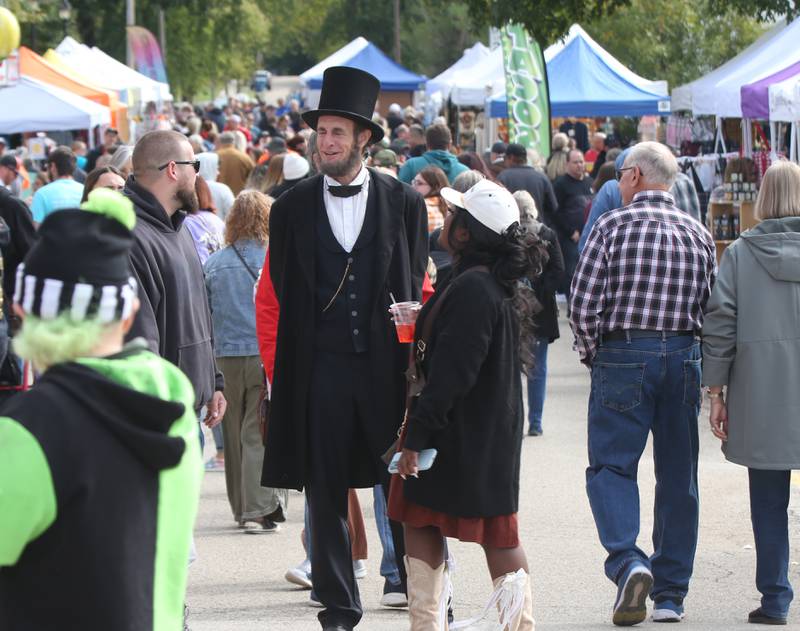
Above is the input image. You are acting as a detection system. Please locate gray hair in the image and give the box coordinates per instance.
[187,134,205,155]
[218,131,236,146]
[108,144,133,172]
[451,169,486,193]
[512,190,538,222]
[755,159,800,220]
[623,141,678,188]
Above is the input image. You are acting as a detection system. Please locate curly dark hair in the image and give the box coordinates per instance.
[446,209,548,372]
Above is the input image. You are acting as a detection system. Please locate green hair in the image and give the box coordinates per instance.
[13,314,116,371]
[80,188,136,230]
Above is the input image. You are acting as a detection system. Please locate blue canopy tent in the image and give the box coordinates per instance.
[301,37,426,111]
[487,27,670,118]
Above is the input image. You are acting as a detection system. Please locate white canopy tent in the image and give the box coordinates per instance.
[671,19,800,116]
[0,76,110,134]
[769,75,800,122]
[426,42,491,102]
[55,37,171,106]
[449,47,504,107]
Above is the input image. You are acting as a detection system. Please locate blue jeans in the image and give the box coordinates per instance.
[373,485,401,586]
[749,468,794,617]
[526,337,549,433]
[586,335,701,603]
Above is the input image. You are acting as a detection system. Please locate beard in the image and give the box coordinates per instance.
[176,185,199,213]
[319,142,364,179]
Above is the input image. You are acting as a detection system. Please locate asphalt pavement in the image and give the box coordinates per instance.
[188,317,800,630]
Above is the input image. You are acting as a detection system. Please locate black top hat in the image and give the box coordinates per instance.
[302,67,385,144]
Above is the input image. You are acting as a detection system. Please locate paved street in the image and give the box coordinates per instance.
[188,318,800,630]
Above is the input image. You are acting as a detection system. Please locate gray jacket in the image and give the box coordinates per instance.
[702,216,800,469]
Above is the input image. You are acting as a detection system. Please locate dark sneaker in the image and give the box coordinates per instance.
[748,607,787,625]
[528,428,543,436]
[612,562,653,626]
[266,505,286,523]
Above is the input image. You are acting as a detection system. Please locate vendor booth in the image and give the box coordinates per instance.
[18,46,129,140]
[484,25,670,118]
[301,37,426,114]
[55,36,171,109]
[672,18,800,117]
[0,75,110,134]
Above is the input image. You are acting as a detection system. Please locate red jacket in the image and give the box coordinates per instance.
[256,248,435,383]
[255,249,280,382]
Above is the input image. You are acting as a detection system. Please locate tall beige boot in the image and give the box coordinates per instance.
[494,570,535,631]
[405,555,450,631]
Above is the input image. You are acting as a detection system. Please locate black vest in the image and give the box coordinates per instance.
[313,183,378,354]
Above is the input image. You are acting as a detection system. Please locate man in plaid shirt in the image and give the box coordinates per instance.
[569,142,716,626]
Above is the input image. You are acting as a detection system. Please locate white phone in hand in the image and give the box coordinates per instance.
[387,448,438,474]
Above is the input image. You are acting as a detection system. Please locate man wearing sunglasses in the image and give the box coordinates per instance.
[124,129,227,441]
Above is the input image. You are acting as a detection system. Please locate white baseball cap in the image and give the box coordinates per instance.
[440,179,519,235]
[283,153,310,181]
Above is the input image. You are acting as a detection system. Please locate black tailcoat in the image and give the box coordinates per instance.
[262,168,428,490]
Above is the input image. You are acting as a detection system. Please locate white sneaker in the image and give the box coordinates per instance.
[652,607,684,622]
[380,579,408,608]
[353,559,367,579]
[285,559,312,589]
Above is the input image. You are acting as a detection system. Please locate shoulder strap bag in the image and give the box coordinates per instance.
[381,265,490,464]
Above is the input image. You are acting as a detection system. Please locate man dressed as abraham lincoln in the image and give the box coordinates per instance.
[262,66,428,630]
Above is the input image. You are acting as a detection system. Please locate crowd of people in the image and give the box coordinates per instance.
[0,62,798,631]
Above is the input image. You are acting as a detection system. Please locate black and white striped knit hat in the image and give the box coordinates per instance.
[14,189,138,323]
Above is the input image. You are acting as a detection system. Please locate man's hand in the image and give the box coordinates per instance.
[709,399,728,441]
[571,230,580,243]
[204,391,227,428]
[396,448,419,479]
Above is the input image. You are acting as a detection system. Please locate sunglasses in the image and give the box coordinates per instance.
[616,166,635,181]
[157,160,200,173]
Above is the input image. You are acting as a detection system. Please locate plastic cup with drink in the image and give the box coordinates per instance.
[389,300,421,343]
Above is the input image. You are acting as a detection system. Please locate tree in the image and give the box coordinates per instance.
[458,0,796,49]
[585,0,768,90]
[457,0,631,44]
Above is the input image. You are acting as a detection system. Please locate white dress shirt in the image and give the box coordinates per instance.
[323,165,370,253]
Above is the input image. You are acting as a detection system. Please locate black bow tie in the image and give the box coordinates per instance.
[328,184,362,198]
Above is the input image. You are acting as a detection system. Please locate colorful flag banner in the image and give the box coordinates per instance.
[500,23,551,160]
[127,26,168,84]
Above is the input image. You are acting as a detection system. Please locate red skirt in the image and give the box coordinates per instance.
[387,473,519,549]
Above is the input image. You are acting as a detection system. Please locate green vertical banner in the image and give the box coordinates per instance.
[501,23,551,160]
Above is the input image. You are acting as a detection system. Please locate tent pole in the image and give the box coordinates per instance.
[714,116,727,154]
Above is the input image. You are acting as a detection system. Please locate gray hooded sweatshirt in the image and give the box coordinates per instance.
[702,216,800,469]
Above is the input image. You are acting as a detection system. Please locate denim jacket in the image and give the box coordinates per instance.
[204,239,267,357]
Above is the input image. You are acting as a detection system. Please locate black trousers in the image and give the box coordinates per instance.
[306,351,407,629]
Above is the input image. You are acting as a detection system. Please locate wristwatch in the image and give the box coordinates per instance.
[706,388,724,400]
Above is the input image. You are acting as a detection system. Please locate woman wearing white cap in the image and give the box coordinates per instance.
[388,179,545,630]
